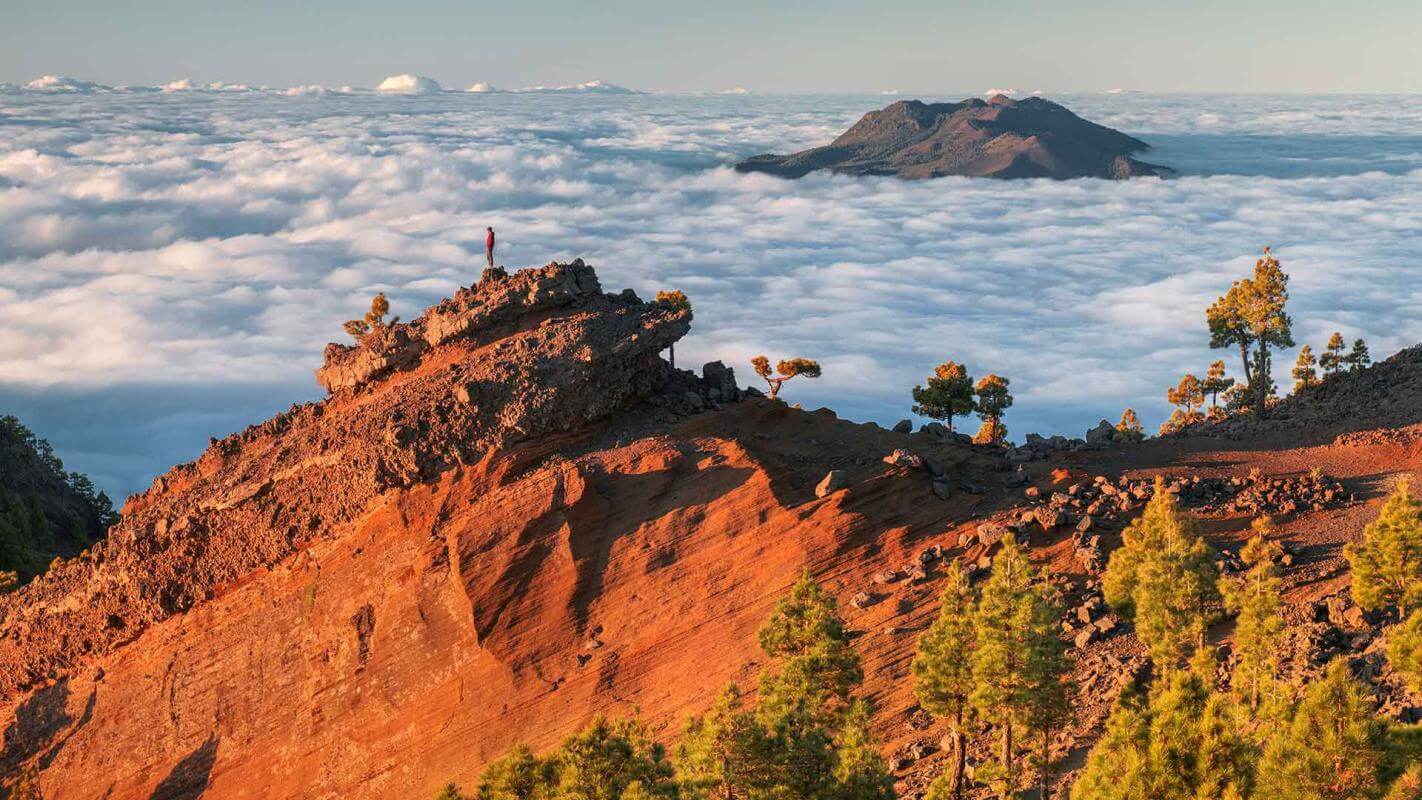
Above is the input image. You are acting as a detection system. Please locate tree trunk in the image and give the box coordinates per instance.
[1237,342,1254,413]
[767,377,786,398]
[1256,340,1270,418]
[952,712,966,800]
[1002,720,1014,799]
[1039,727,1050,800]
[669,342,675,369]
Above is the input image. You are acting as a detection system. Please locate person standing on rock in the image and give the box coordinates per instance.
[486,226,496,268]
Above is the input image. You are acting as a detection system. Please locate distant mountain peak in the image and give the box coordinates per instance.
[736,95,1172,180]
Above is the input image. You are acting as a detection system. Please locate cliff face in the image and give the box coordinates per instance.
[736,95,1171,180]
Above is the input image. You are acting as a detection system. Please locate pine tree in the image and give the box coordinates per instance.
[756,572,861,722]
[1067,683,1154,800]
[751,356,821,400]
[1321,332,1347,376]
[1255,658,1388,800]
[1158,408,1189,437]
[1207,248,1294,417]
[1385,764,1422,800]
[972,375,1013,446]
[344,292,396,340]
[552,718,677,800]
[1220,523,1285,714]
[1162,375,1205,434]
[1346,482,1422,614]
[476,743,548,800]
[1070,654,1254,800]
[1116,408,1144,442]
[1292,345,1318,393]
[1166,374,1205,420]
[677,685,775,800]
[832,700,895,800]
[1202,360,1236,411]
[1347,338,1372,372]
[1388,609,1422,694]
[912,361,975,433]
[973,418,1007,446]
[913,572,978,800]
[969,537,1069,799]
[1103,479,1221,667]
[758,573,890,799]
[437,782,469,800]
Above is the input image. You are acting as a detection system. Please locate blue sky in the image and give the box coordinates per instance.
[4,0,1420,93]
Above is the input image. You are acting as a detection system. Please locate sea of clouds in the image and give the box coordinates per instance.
[2,85,1420,498]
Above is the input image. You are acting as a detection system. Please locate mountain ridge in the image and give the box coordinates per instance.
[2,260,1419,799]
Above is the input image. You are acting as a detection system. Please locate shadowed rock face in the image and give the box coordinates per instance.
[736,95,1171,180]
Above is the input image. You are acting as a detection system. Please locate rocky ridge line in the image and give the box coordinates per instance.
[0,260,722,701]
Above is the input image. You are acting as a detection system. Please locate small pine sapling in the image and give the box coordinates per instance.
[343,292,398,341]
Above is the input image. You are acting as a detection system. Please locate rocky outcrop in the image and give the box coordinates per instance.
[0,260,695,704]
[736,95,1171,181]
[1176,344,1422,442]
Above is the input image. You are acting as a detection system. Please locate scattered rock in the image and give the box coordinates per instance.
[884,449,925,470]
[816,470,850,498]
[1086,420,1116,446]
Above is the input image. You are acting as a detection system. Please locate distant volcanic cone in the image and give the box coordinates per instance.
[736,94,1172,180]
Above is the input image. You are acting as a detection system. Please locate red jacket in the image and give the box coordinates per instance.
[486,230,495,249]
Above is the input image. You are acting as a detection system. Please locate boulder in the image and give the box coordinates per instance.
[1033,507,1065,530]
[816,470,850,498]
[893,419,913,433]
[872,569,902,584]
[977,522,1009,547]
[1086,420,1115,446]
[701,361,739,403]
[883,449,925,470]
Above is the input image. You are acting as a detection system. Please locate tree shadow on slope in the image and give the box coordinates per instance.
[568,456,757,633]
[148,733,219,800]
[0,677,97,776]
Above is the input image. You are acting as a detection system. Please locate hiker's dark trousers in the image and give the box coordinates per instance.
[486,246,494,267]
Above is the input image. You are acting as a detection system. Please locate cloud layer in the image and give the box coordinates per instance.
[1,90,1419,497]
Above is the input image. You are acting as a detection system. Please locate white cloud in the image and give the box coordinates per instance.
[24,75,111,92]
[467,81,498,93]
[0,90,1419,497]
[375,74,442,95]
[511,80,639,94]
